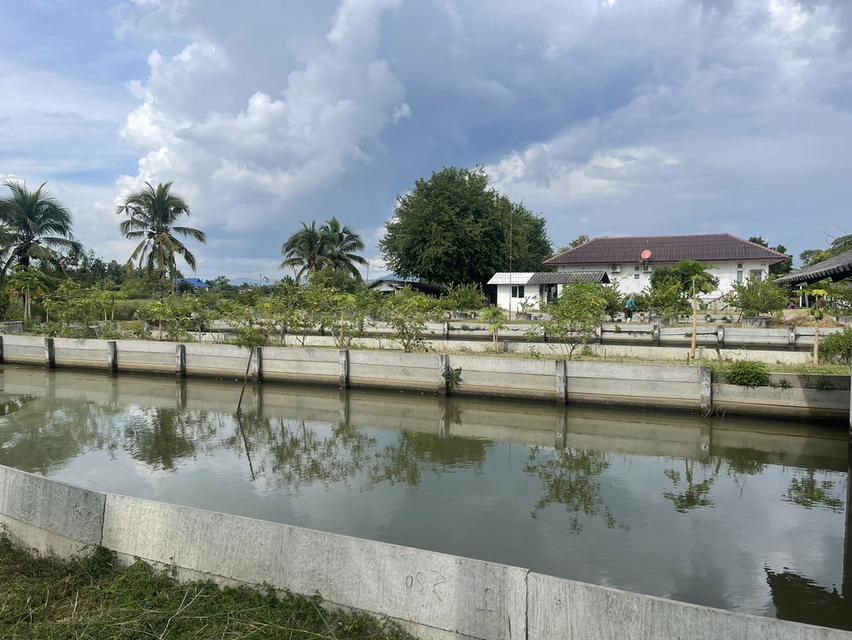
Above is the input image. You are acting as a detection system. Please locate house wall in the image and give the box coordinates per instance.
[558,261,770,296]
[495,282,543,312]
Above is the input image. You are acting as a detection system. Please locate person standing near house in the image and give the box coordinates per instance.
[625,294,637,323]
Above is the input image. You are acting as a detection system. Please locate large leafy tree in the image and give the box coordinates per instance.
[748,236,793,275]
[281,218,367,282]
[380,166,552,284]
[0,179,80,273]
[116,182,206,297]
[799,234,852,267]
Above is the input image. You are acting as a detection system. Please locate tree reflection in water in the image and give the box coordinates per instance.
[524,446,626,532]
[125,407,218,471]
[663,460,715,513]
[0,395,122,474]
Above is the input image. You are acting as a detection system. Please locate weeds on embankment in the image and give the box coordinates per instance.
[0,537,414,640]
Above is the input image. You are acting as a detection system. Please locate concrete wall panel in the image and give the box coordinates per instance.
[527,572,851,640]
[185,343,251,377]
[53,337,110,369]
[102,494,527,640]
[0,465,104,553]
[349,350,439,391]
[262,346,338,384]
[2,334,46,364]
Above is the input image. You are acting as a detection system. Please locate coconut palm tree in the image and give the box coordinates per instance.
[320,217,368,280]
[280,218,367,283]
[280,221,329,283]
[116,182,206,297]
[0,180,80,274]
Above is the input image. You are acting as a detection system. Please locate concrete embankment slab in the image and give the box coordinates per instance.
[527,572,852,640]
[0,465,104,555]
[102,494,527,640]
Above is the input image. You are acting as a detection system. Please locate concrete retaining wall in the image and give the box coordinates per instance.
[564,361,702,409]
[262,346,339,384]
[0,464,848,640]
[527,572,848,640]
[714,384,850,419]
[0,336,848,420]
[349,349,442,392]
[2,334,45,365]
[185,342,252,378]
[53,337,112,370]
[0,465,104,556]
[451,355,555,400]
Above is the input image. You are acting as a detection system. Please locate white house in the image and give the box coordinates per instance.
[543,233,788,298]
[487,270,610,312]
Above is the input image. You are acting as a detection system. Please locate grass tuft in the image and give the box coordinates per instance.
[0,536,414,639]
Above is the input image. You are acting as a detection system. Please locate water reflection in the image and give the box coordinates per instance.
[0,364,849,630]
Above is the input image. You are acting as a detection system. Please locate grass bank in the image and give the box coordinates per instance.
[0,537,413,640]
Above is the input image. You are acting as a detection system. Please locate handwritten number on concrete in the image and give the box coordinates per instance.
[404,571,447,602]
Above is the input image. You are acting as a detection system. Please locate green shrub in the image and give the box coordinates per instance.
[814,378,835,391]
[726,360,770,387]
[820,328,851,365]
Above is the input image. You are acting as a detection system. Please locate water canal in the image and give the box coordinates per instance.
[0,364,849,631]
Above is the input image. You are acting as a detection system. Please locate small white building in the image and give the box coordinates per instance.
[487,270,610,312]
[543,233,788,298]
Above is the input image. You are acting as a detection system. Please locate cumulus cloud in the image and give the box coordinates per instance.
[117,0,409,241]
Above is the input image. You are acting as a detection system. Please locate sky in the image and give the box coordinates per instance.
[1,0,851,281]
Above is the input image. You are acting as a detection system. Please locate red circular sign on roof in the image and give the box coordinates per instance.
[641,249,652,261]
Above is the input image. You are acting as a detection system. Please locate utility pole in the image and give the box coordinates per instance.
[508,209,513,320]
[690,276,698,363]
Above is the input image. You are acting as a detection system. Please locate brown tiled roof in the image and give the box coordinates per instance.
[544,234,788,267]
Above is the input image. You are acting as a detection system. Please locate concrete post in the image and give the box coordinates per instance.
[699,366,712,414]
[717,325,725,348]
[175,344,186,377]
[44,337,55,369]
[555,360,568,405]
[594,325,603,343]
[652,324,660,344]
[438,353,450,395]
[0,335,4,364]
[788,325,797,350]
[338,349,350,389]
[443,322,450,340]
[107,340,118,373]
[251,346,263,382]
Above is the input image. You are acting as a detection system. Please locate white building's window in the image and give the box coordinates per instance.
[643,264,652,272]
[511,285,525,298]
[749,270,763,281]
[634,265,641,271]
[634,273,640,280]
[736,270,743,283]
[737,263,743,269]
[610,264,621,273]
